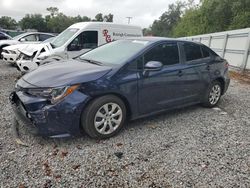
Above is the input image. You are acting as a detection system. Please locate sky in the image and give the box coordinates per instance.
[0,0,177,28]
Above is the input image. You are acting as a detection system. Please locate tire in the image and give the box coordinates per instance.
[81,95,126,139]
[202,80,222,107]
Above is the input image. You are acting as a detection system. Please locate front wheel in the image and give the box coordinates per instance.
[81,95,126,139]
[203,81,222,107]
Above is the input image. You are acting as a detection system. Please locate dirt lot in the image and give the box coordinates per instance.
[0,61,250,187]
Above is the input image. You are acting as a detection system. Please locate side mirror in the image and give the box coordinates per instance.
[20,38,26,42]
[144,61,163,71]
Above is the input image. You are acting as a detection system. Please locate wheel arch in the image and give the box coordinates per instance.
[79,92,132,132]
[89,92,132,119]
[213,77,225,94]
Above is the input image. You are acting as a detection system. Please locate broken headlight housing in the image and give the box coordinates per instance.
[26,85,79,104]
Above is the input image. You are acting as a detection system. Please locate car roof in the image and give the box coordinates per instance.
[69,22,142,30]
[127,36,203,45]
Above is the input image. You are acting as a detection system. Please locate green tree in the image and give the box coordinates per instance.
[143,28,152,36]
[173,0,250,37]
[46,13,74,33]
[19,14,47,31]
[0,16,17,29]
[104,14,114,22]
[229,0,250,29]
[46,7,59,17]
[72,15,91,22]
[94,13,104,21]
[150,1,185,37]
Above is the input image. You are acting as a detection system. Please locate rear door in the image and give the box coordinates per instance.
[180,42,212,101]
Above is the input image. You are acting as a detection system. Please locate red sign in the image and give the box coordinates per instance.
[103,29,112,43]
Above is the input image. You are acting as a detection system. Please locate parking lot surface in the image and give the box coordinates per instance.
[0,60,250,187]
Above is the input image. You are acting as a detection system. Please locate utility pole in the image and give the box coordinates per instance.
[126,17,132,24]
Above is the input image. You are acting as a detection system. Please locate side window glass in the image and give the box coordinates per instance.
[184,43,202,61]
[68,31,98,51]
[128,56,143,70]
[21,34,37,42]
[144,43,179,66]
[201,46,210,58]
[39,34,52,41]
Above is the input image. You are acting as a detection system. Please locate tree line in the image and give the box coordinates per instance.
[0,7,113,33]
[144,0,250,37]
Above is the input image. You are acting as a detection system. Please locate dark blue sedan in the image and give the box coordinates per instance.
[10,37,230,139]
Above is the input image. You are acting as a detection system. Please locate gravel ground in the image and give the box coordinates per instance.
[0,60,250,188]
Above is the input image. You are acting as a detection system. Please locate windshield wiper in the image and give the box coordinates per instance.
[80,58,103,66]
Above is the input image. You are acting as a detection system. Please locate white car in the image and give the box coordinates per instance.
[0,32,55,62]
[13,22,143,73]
[16,41,53,72]
[2,37,55,67]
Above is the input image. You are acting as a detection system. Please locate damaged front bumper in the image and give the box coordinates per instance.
[9,90,89,138]
[10,92,39,135]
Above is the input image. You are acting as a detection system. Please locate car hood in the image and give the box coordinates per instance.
[19,43,50,56]
[21,59,112,88]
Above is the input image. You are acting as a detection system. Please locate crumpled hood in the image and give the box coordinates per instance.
[19,43,51,56]
[21,59,112,87]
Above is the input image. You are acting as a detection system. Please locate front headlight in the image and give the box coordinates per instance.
[26,85,79,104]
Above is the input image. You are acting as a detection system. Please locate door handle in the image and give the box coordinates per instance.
[206,65,210,70]
[178,70,183,77]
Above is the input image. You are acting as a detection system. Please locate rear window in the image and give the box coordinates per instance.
[184,43,202,61]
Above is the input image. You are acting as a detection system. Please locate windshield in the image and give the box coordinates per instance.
[79,40,150,65]
[50,28,79,48]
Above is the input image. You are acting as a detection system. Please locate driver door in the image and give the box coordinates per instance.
[138,42,187,115]
[67,31,98,58]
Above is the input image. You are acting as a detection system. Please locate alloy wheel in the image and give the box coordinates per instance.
[94,103,123,135]
[209,84,221,105]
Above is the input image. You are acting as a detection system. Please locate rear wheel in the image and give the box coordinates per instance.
[203,81,222,107]
[81,95,126,139]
